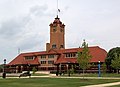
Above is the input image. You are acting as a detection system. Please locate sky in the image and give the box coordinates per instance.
[0,0,120,64]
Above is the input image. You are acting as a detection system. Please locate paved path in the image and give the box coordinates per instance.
[52,76,120,79]
[81,82,120,87]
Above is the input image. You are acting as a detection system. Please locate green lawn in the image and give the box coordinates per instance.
[111,85,120,87]
[0,78,120,87]
[61,73,120,77]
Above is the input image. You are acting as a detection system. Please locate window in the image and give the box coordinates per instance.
[41,55,46,59]
[66,54,70,57]
[53,27,56,32]
[60,45,64,48]
[25,56,34,60]
[48,67,54,70]
[48,55,54,58]
[41,61,46,64]
[52,44,56,49]
[48,61,54,64]
[53,26,56,32]
[65,53,77,58]
[40,67,46,70]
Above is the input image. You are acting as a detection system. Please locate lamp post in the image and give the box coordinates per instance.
[59,63,62,76]
[3,59,6,79]
[56,64,59,76]
[67,62,70,77]
[98,60,101,77]
[28,64,30,73]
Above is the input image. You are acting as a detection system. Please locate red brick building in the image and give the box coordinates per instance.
[8,16,107,73]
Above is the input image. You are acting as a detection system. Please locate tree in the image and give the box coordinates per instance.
[0,64,3,72]
[105,47,120,72]
[101,63,107,73]
[70,65,74,74]
[32,67,37,74]
[77,40,92,77]
[111,53,120,74]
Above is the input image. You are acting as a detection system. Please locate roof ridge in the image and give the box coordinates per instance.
[21,51,47,54]
[64,46,100,50]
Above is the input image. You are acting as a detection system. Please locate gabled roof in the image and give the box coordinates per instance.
[8,53,40,65]
[8,49,60,66]
[8,46,107,66]
[55,46,107,64]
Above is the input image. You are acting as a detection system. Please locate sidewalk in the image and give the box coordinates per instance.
[53,76,120,80]
[1,73,120,79]
[81,82,120,87]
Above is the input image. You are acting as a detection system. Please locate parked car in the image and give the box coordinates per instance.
[19,71,31,78]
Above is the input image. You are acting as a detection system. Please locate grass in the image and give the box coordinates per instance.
[0,78,120,87]
[61,73,120,77]
[111,85,120,87]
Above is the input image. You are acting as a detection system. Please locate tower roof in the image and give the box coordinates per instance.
[53,15,62,24]
[49,15,65,27]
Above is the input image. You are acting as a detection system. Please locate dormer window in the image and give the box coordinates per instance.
[65,53,77,58]
[25,56,34,60]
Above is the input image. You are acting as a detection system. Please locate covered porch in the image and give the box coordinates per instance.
[6,64,39,73]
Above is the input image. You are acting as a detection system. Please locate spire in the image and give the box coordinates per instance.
[55,15,59,19]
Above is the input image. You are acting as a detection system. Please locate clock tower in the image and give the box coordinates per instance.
[46,16,65,51]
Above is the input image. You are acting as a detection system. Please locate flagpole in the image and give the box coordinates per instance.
[57,0,58,16]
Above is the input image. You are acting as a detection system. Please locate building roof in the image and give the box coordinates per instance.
[8,50,61,66]
[8,53,40,66]
[55,46,107,64]
[8,46,107,66]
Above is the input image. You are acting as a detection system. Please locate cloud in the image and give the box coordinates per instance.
[0,17,28,39]
[1,0,120,64]
[0,4,53,63]
[30,5,48,16]
[0,4,50,44]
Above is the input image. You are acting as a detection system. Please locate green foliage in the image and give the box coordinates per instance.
[0,64,3,72]
[77,40,92,75]
[102,63,107,73]
[32,67,37,74]
[111,53,120,73]
[70,65,74,74]
[105,47,120,65]
[0,64,3,69]
[105,47,120,72]
[91,63,96,67]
